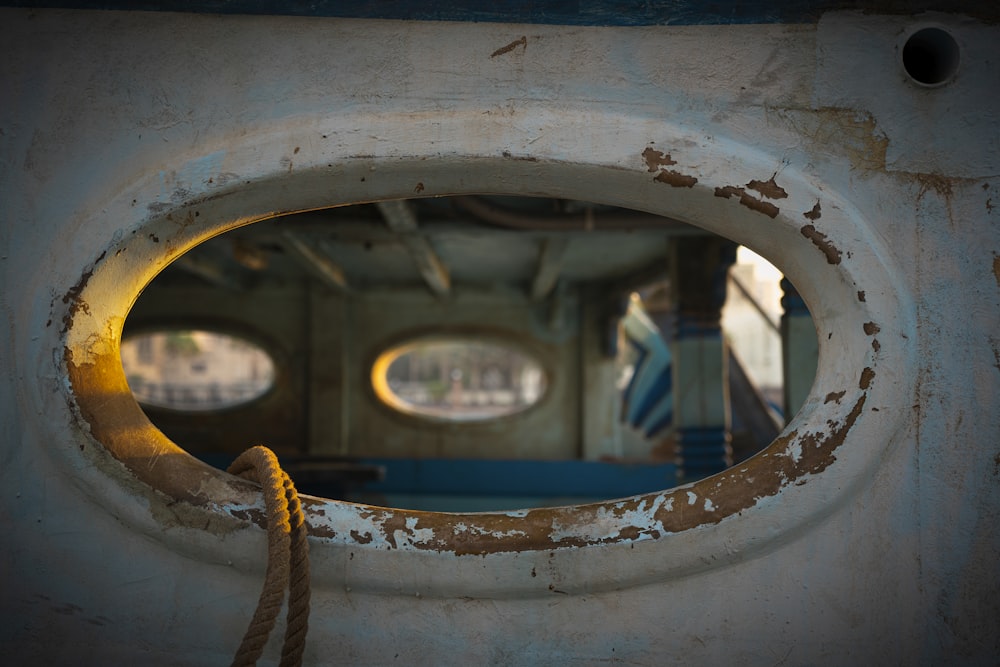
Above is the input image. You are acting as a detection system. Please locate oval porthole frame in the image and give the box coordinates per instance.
[120,325,280,414]
[56,112,915,599]
[369,328,553,426]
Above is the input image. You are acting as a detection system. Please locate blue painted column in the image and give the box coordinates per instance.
[780,279,818,420]
[670,237,737,480]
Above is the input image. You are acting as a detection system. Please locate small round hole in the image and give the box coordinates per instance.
[902,27,960,86]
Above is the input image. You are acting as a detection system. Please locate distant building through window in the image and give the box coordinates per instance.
[373,338,547,422]
[121,330,275,411]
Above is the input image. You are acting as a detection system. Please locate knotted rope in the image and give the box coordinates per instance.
[228,446,311,667]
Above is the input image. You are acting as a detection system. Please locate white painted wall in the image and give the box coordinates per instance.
[1,9,997,665]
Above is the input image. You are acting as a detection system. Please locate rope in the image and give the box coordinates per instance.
[228,446,311,667]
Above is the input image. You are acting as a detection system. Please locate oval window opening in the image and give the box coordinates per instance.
[119,195,815,511]
[373,338,547,422]
[121,330,276,411]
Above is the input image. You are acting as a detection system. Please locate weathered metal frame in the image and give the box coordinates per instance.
[7,8,997,663]
[60,132,913,598]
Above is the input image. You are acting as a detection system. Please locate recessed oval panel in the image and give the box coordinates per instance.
[372,337,547,422]
[121,330,276,411]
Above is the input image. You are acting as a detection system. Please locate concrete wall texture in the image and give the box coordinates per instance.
[1,7,998,665]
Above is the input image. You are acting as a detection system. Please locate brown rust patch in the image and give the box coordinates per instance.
[350,529,374,544]
[654,170,698,188]
[857,290,866,302]
[800,224,842,264]
[307,523,336,539]
[413,182,424,194]
[714,185,779,218]
[746,176,787,199]
[645,398,867,533]
[860,367,875,390]
[772,107,888,172]
[642,147,677,172]
[59,251,105,333]
[872,339,881,353]
[231,508,267,525]
[490,36,527,58]
[824,391,846,404]
[863,322,881,335]
[993,254,1000,288]
[803,202,822,221]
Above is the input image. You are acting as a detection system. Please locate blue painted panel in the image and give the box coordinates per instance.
[359,458,676,498]
[7,1,998,25]
[196,453,676,503]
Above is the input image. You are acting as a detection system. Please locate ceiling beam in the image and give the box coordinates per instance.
[282,231,350,292]
[376,200,451,297]
[172,253,247,291]
[531,237,571,301]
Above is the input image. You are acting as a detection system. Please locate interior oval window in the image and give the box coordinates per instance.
[121,330,276,411]
[372,338,547,422]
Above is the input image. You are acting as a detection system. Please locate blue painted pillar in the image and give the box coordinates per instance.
[670,237,737,480]
[780,279,818,420]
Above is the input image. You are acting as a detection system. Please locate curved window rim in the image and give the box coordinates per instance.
[370,331,553,426]
[59,149,913,597]
[120,324,281,415]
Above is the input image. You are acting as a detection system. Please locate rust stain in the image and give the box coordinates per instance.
[857,290,866,302]
[860,367,875,390]
[774,107,888,172]
[803,201,822,221]
[915,173,955,202]
[800,224,842,264]
[231,508,267,525]
[414,182,424,194]
[993,254,1000,288]
[490,36,527,58]
[307,523,336,538]
[59,250,104,333]
[642,147,677,172]
[863,322,881,335]
[350,529,374,544]
[714,185,778,218]
[824,391,846,404]
[746,176,787,199]
[654,170,698,188]
[872,339,881,353]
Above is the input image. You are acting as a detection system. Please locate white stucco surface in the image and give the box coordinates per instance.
[1,8,997,664]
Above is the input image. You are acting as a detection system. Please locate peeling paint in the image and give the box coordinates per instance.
[860,367,875,390]
[804,201,822,221]
[746,176,787,199]
[66,323,872,554]
[800,224,842,264]
[714,185,779,218]
[655,170,698,188]
[824,391,846,404]
[641,147,677,172]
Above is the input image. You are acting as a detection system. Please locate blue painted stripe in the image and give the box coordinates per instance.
[7,1,996,25]
[196,454,676,499]
[632,363,672,426]
[358,458,677,497]
[621,337,648,411]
